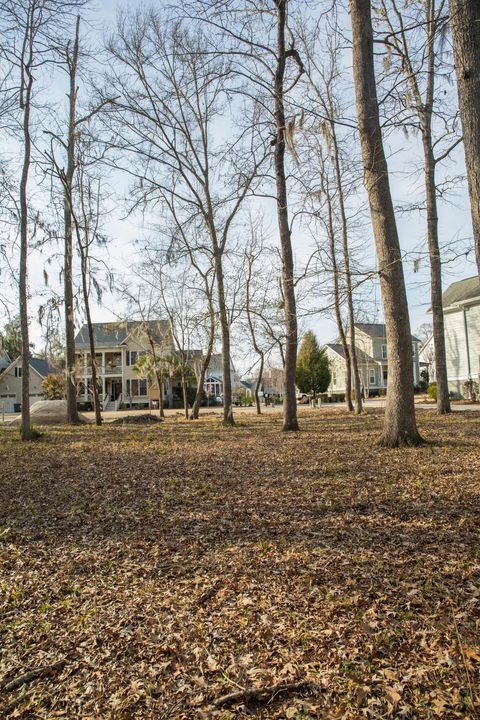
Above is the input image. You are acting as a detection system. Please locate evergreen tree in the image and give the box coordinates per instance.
[0,316,23,360]
[296,331,331,398]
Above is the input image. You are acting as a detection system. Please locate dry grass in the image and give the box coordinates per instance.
[1,409,479,718]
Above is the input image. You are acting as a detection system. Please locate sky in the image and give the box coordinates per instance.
[1,0,476,375]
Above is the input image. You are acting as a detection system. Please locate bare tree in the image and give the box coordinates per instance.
[449,0,480,272]
[104,13,265,426]
[0,0,86,439]
[349,0,423,446]
[378,0,454,414]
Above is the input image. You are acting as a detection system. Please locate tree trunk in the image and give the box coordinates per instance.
[449,0,480,272]
[64,15,81,425]
[274,0,299,432]
[421,22,451,416]
[423,136,450,413]
[81,256,102,426]
[191,281,215,420]
[181,366,189,419]
[213,249,234,426]
[323,166,354,412]
[154,367,165,418]
[349,0,422,446]
[330,123,363,413]
[19,34,33,442]
[254,354,264,415]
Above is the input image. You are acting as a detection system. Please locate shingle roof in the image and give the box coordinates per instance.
[74,321,171,349]
[354,322,420,343]
[29,358,59,377]
[442,275,480,308]
[325,343,377,364]
[355,322,387,338]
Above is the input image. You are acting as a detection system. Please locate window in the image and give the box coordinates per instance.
[381,344,387,359]
[369,370,376,385]
[383,369,388,383]
[126,379,148,396]
[15,367,22,377]
[126,351,138,366]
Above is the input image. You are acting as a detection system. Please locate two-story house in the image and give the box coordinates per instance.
[324,322,421,397]
[74,321,236,410]
[437,275,480,396]
[0,357,59,413]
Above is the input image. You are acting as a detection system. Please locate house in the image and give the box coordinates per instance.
[440,275,480,396]
[0,356,59,413]
[325,323,421,397]
[74,321,237,410]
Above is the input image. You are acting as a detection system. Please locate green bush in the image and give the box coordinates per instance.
[17,424,44,440]
[427,383,437,401]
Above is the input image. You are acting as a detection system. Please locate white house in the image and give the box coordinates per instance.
[74,321,237,410]
[440,275,480,396]
[325,322,421,396]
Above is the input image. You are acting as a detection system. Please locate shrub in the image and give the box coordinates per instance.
[41,373,66,400]
[17,424,44,440]
[427,383,437,401]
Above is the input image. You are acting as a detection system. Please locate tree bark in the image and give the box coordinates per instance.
[349,0,422,446]
[329,123,363,413]
[19,10,34,441]
[213,247,234,425]
[64,15,81,425]
[449,0,480,272]
[322,166,353,411]
[421,14,451,417]
[274,0,299,432]
[83,279,102,426]
[191,289,215,420]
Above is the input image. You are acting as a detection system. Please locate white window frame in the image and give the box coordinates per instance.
[381,344,387,359]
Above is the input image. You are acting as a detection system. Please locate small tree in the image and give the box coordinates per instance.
[296,331,330,399]
[41,373,66,400]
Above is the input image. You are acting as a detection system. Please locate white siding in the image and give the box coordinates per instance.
[445,309,469,380]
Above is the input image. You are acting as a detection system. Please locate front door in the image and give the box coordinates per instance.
[111,380,122,400]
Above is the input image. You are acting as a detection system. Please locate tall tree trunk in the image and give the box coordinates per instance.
[254,354,264,415]
[423,136,450,413]
[64,15,81,425]
[274,0,299,432]
[349,0,422,446]
[329,124,363,413]
[154,367,164,418]
[421,4,451,414]
[213,248,234,425]
[181,363,189,419]
[19,21,34,442]
[449,0,480,272]
[191,276,215,420]
[323,167,353,411]
[81,255,102,426]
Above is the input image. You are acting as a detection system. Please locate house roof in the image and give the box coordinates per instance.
[74,321,171,349]
[354,322,420,343]
[325,343,377,364]
[354,322,387,338]
[30,358,59,377]
[2,356,59,378]
[442,275,480,308]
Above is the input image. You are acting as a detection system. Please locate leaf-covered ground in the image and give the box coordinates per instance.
[1,410,479,719]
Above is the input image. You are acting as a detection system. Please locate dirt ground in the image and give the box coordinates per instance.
[1,409,479,719]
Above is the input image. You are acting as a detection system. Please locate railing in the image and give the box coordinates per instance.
[104,365,123,375]
[114,393,123,411]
